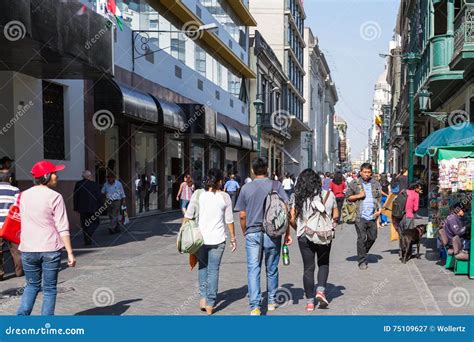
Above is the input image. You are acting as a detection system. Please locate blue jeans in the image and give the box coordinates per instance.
[380,196,389,224]
[17,251,62,316]
[245,232,282,310]
[197,243,225,307]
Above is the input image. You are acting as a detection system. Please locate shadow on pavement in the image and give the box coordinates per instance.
[214,285,247,313]
[75,299,142,316]
[345,254,383,263]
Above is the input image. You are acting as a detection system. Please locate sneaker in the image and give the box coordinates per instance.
[267,303,277,311]
[359,263,368,270]
[250,308,261,316]
[305,302,315,312]
[316,291,329,307]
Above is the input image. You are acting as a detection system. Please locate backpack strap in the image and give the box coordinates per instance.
[323,190,331,205]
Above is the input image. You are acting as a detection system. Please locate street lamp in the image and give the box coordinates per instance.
[418,88,454,122]
[395,122,403,136]
[253,99,264,157]
[403,52,421,183]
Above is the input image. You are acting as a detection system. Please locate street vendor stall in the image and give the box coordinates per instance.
[415,123,474,279]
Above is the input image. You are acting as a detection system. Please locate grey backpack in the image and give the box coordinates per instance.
[263,181,289,238]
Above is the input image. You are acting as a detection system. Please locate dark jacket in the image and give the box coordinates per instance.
[346,177,382,222]
[444,213,466,244]
[73,179,102,213]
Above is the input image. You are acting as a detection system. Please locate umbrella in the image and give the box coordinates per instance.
[415,123,474,157]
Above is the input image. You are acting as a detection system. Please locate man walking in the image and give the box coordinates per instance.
[73,170,102,245]
[346,163,382,270]
[0,169,23,280]
[101,173,126,234]
[235,158,290,315]
[224,174,240,210]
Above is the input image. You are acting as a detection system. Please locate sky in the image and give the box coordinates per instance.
[303,0,400,158]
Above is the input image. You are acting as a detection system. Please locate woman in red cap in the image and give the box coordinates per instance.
[17,161,76,316]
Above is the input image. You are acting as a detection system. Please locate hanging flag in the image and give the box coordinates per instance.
[375,115,383,126]
[105,0,123,31]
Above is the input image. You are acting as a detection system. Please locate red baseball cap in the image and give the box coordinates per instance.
[31,161,65,178]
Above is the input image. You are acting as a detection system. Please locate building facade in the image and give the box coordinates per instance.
[0,0,257,229]
[388,0,474,179]
[249,0,309,176]
[249,30,290,177]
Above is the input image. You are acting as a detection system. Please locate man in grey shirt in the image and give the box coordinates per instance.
[235,157,290,315]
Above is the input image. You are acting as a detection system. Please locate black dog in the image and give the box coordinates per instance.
[401,224,427,264]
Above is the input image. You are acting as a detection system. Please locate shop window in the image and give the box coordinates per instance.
[434,2,447,35]
[42,81,65,160]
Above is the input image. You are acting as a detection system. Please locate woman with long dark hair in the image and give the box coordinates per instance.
[330,172,346,224]
[184,168,236,315]
[289,169,339,312]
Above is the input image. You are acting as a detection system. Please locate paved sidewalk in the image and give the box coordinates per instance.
[0,212,472,315]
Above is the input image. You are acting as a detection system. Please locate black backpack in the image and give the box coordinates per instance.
[392,191,408,219]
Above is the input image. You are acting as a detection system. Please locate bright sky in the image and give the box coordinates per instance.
[304,0,400,158]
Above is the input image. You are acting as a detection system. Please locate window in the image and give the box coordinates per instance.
[434,2,447,35]
[42,81,65,160]
[171,33,185,62]
[175,65,182,78]
[195,45,206,77]
[149,19,158,29]
[197,79,203,90]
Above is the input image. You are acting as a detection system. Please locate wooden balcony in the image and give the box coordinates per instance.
[450,3,474,70]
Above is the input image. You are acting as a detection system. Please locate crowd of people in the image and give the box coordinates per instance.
[0,154,470,316]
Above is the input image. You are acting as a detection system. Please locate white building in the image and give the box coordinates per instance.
[249,0,309,176]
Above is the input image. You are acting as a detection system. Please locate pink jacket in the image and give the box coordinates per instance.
[19,186,70,252]
[405,189,419,219]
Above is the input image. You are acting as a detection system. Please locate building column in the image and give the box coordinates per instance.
[118,121,133,216]
[157,129,166,211]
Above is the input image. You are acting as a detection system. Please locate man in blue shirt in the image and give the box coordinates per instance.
[101,173,126,234]
[346,163,382,270]
[224,174,240,210]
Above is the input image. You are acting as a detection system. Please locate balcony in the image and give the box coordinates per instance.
[450,3,474,70]
[261,113,291,140]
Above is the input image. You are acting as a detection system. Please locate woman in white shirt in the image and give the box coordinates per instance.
[185,168,236,315]
[282,173,295,198]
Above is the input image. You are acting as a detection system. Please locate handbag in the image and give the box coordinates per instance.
[176,189,204,255]
[0,193,22,244]
[389,222,399,241]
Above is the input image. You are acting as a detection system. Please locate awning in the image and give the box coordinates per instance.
[238,129,253,150]
[251,136,258,152]
[216,123,228,143]
[153,98,186,131]
[415,123,474,157]
[0,0,113,79]
[178,104,216,137]
[281,147,300,164]
[94,80,158,124]
[437,146,474,161]
[226,125,242,148]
